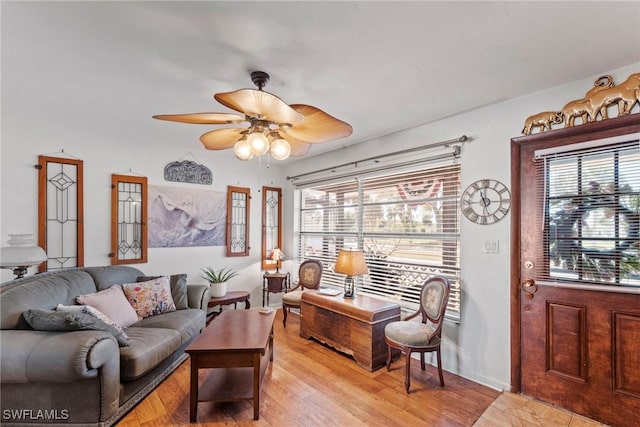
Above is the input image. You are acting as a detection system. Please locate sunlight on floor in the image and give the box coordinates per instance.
[474,392,609,427]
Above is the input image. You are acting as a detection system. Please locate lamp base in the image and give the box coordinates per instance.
[12,266,28,279]
[343,276,356,298]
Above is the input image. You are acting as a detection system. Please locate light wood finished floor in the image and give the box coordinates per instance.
[118,309,605,426]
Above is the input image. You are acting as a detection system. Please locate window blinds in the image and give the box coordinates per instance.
[296,164,461,320]
[533,137,640,288]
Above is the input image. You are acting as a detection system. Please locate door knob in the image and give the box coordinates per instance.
[521,279,538,299]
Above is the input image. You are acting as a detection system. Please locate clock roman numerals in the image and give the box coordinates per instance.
[461,179,511,225]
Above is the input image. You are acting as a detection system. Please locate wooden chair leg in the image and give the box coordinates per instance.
[386,345,393,371]
[420,352,425,370]
[436,348,444,386]
[282,305,288,327]
[404,351,412,393]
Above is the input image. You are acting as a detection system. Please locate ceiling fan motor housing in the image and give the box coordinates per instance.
[251,71,270,90]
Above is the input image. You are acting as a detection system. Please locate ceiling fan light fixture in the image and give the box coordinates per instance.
[233,139,254,161]
[153,70,352,161]
[270,138,291,161]
[247,131,269,156]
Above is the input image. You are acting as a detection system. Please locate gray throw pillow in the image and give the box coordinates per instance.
[23,309,77,331]
[24,308,130,347]
[70,310,130,346]
[137,274,188,310]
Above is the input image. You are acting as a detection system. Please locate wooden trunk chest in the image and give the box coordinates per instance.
[300,291,401,371]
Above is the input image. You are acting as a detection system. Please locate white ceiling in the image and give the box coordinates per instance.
[3,1,640,160]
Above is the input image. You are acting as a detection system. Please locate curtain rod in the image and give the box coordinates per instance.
[291,149,460,188]
[286,135,469,181]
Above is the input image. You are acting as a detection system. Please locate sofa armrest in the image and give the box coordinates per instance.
[0,329,120,383]
[1,329,121,422]
[187,283,211,313]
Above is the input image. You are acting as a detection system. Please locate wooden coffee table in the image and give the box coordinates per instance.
[185,309,275,421]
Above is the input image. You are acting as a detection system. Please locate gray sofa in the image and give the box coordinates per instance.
[0,266,210,426]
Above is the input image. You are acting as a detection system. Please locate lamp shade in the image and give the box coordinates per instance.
[269,247,284,262]
[270,138,291,160]
[233,138,254,161]
[0,234,47,278]
[247,132,269,156]
[334,249,368,276]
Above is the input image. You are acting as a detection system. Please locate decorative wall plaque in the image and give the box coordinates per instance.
[164,160,212,185]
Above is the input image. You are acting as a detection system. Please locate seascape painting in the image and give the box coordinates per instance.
[148,185,226,248]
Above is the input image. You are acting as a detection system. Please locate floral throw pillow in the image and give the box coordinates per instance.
[122,276,176,319]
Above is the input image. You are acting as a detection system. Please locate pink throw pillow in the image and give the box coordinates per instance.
[122,276,176,319]
[76,285,139,328]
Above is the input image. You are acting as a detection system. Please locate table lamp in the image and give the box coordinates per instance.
[0,234,47,279]
[334,249,368,298]
[268,247,284,273]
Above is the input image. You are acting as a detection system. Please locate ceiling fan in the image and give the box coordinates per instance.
[153,71,353,161]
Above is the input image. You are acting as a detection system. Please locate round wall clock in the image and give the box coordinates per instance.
[461,179,511,225]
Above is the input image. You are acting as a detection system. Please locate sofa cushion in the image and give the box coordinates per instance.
[77,285,139,328]
[122,277,176,319]
[133,308,205,345]
[81,266,145,291]
[137,274,188,310]
[119,327,181,380]
[0,269,98,330]
[22,308,129,347]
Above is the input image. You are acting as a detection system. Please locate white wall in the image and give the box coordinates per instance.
[283,62,640,391]
[0,126,290,303]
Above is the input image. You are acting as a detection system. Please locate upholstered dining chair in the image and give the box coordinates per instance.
[384,276,450,393]
[281,259,323,327]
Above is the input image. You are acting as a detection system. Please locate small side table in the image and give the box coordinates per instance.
[262,272,290,307]
[206,290,250,324]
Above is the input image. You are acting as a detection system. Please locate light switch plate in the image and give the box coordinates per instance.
[483,240,499,254]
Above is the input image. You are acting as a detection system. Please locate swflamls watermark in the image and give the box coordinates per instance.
[2,409,70,421]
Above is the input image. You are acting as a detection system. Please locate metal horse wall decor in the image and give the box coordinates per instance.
[164,160,212,185]
[521,72,640,135]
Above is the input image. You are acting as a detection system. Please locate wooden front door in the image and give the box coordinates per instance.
[511,115,640,427]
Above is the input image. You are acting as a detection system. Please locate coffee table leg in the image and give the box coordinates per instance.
[253,354,260,420]
[190,357,198,422]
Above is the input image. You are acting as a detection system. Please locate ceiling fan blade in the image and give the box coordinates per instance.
[279,134,311,157]
[281,104,353,143]
[214,89,304,123]
[288,140,312,157]
[200,128,246,150]
[153,112,245,124]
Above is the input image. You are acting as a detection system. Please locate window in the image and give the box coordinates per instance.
[536,138,639,286]
[110,174,147,265]
[262,186,282,270]
[296,164,461,319]
[38,155,84,272]
[226,185,250,256]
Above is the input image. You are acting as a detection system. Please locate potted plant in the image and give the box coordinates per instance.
[201,266,238,298]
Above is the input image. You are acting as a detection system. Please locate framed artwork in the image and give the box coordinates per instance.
[148,185,226,248]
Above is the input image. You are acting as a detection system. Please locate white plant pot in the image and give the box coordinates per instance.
[209,282,227,298]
